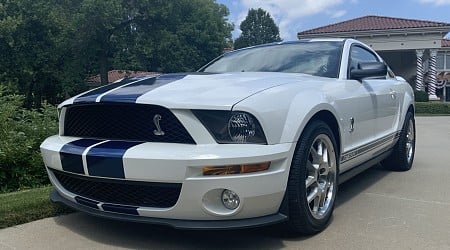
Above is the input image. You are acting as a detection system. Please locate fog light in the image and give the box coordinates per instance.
[221,189,240,210]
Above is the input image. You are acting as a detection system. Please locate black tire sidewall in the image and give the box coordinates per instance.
[287,120,339,234]
[382,111,415,171]
[396,112,416,170]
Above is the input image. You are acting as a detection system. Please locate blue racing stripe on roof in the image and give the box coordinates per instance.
[99,73,187,103]
[86,141,143,179]
[60,139,104,174]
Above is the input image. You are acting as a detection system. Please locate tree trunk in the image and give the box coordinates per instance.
[99,52,109,85]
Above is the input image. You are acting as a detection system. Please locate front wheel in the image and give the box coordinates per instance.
[287,120,338,234]
[382,111,415,171]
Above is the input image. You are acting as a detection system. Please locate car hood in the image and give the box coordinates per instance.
[62,72,327,110]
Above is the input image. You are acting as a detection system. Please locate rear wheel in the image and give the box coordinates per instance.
[382,111,415,171]
[287,120,338,234]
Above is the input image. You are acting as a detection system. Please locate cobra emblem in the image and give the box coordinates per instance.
[153,114,165,136]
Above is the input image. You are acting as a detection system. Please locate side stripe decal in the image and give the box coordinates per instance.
[86,141,143,179]
[340,131,401,163]
[99,73,187,103]
[60,139,104,174]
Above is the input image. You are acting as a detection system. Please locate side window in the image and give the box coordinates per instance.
[348,46,379,77]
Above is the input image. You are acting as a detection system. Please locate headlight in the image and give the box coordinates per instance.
[193,110,267,144]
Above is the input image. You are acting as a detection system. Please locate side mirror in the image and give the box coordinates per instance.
[395,76,406,82]
[350,62,387,81]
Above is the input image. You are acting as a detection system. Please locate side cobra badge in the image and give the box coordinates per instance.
[349,117,355,133]
[153,114,165,136]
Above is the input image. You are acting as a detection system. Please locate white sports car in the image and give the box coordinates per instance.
[41,38,415,234]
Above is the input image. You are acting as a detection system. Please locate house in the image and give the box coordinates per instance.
[298,15,450,101]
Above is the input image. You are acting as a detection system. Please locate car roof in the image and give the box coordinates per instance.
[230,38,348,53]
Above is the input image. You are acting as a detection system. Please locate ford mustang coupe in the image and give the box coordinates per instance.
[41,38,415,234]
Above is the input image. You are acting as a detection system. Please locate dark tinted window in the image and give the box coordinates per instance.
[348,46,379,74]
[201,41,344,78]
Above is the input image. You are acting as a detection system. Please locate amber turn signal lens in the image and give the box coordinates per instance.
[202,162,270,176]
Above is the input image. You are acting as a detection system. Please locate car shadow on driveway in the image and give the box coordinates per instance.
[52,165,391,249]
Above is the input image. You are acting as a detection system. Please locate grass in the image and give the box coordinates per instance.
[0,186,73,229]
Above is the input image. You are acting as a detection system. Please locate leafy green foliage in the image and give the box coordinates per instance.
[0,0,87,107]
[414,90,429,102]
[234,8,282,49]
[110,0,234,73]
[415,102,450,114]
[0,0,233,107]
[0,86,58,192]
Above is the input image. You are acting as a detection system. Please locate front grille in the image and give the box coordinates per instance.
[52,169,182,208]
[63,103,195,144]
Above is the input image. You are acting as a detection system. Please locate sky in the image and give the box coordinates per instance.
[216,0,450,41]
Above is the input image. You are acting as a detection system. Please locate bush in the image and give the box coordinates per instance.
[415,102,450,114]
[0,86,58,192]
[414,90,429,102]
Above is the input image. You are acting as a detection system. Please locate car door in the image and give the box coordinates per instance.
[338,44,401,171]
[335,45,378,171]
[363,68,400,139]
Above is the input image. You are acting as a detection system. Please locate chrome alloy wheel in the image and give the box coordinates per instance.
[305,134,337,220]
[405,119,415,164]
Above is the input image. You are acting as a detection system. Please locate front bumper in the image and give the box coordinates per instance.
[42,135,294,227]
[50,190,288,229]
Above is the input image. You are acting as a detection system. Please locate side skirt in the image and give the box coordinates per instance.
[338,149,392,184]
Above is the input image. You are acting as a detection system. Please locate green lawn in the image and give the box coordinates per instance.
[0,186,73,229]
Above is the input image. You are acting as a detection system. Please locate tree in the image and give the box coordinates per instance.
[234,8,282,49]
[112,0,234,73]
[0,0,84,107]
[0,0,233,107]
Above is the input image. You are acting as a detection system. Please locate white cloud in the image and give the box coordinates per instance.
[233,0,345,40]
[329,9,347,18]
[418,0,450,5]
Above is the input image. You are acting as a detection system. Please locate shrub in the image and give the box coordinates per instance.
[415,102,450,114]
[0,86,58,192]
[414,90,429,102]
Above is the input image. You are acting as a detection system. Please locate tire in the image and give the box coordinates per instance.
[382,111,415,171]
[287,120,339,234]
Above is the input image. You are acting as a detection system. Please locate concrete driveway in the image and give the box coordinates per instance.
[1,116,450,249]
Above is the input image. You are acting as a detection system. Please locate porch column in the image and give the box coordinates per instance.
[415,49,424,91]
[428,49,439,100]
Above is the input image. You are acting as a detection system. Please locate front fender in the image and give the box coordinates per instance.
[232,83,341,145]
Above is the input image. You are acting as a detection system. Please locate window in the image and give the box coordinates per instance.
[437,52,445,70]
[348,45,379,77]
[446,53,450,70]
[201,41,344,78]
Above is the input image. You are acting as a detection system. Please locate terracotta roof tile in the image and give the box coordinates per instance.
[299,15,450,35]
[442,39,450,47]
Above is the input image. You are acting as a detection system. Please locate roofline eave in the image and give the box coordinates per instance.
[297,26,450,39]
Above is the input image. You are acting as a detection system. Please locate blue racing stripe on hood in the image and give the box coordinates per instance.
[73,76,152,104]
[99,73,187,103]
[60,139,104,174]
[86,141,143,179]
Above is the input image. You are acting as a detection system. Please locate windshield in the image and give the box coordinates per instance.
[200,41,344,78]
